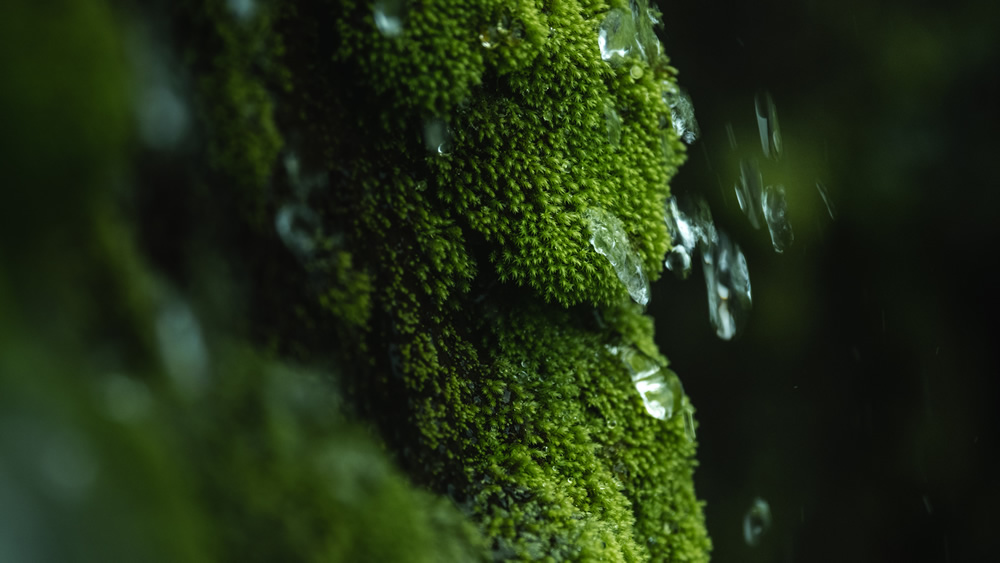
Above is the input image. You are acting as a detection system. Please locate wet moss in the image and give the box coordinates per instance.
[1,0,710,560]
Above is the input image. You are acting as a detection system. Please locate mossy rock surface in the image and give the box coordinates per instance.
[0,0,710,561]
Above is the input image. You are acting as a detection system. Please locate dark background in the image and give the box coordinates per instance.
[649,0,1000,561]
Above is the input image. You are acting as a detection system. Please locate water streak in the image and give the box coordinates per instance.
[816,180,837,219]
[604,103,622,149]
[754,91,782,159]
[735,158,764,229]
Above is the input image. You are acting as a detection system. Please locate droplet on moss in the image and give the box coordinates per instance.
[604,103,622,149]
[662,83,699,144]
[584,208,649,306]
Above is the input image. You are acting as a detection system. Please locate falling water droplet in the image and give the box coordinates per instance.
[815,180,837,219]
[735,159,764,229]
[604,103,622,149]
[763,184,794,252]
[102,374,152,423]
[40,430,99,502]
[754,91,782,160]
[227,0,256,20]
[664,196,712,279]
[743,497,772,546]
[423,117,453,155]
[702,230,752,340]
[275,203,320,257]
[373,0,405,37]
[663,84,699,144]
[156,296,210,397]
[585,208,650,306]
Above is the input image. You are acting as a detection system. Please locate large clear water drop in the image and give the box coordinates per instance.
[585,208,649,306]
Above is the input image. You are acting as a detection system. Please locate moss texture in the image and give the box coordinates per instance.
[0,0,710,560]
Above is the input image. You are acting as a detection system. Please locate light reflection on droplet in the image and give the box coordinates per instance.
[763,184,794,253]
[743,497,772,546]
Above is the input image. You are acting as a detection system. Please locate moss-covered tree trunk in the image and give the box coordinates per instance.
[0,0,710,560]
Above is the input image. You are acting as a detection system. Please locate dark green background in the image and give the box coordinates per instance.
[649,0,999,561]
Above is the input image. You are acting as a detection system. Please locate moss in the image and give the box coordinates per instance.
[1,0,711,560]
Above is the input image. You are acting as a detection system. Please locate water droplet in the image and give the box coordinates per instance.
[763,184,794,252]
[156,296,209,396]
[629,64,644,79]
[604,103,622,149]
[607,419,617,429]
[815,180,837,219]
[102,374,152,423]
[502,389,511,403]
[754,91,782,160]
[585,208,649,306]
[682,402,696,441]
[227,0,255,20]
[423,117,453,155]
[664,196,714,278]
[633,368,684,421]
[613,347,685,421]
[479,28,498,48]
[40,431,99,501]
[137,85,189,151]
[702,230,752,340]
[743,497,772,546]
[373,0,405,37]
[598,9,634,64]
[735,159,764,229]
[275,203,320,257]
[663,84,699,144]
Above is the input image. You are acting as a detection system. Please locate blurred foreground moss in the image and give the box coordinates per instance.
[1,0,710,560]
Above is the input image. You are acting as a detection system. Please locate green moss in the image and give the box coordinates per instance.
[1,0,711,560]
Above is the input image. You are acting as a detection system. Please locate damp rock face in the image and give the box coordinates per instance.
[1,0,711,562]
